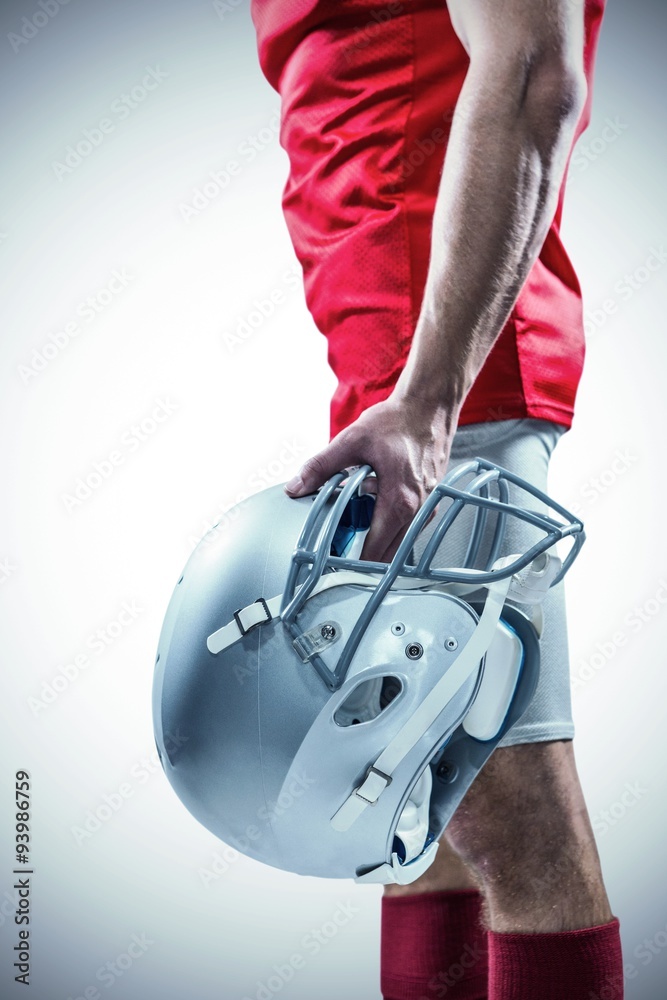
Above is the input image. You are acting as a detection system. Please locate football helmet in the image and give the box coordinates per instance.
[153,459,584,884]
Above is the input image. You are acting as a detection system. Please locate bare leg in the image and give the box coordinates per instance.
[386,740,612,933]
[448,741,611,931]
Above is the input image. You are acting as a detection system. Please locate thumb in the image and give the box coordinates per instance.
[284,436,357,496]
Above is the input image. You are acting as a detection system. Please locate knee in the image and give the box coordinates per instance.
[441,741,613,930]
[383,742,604,912]
[443,741,595,891]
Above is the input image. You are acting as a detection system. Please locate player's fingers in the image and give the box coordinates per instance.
[360,467,442,562]
[360,485,419,563]
[284,434,359,496]
[361,513,410,564]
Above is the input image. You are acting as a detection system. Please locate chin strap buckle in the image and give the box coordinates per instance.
[208,594,283,654]
[355,766,392,805]
[233,597,272,636]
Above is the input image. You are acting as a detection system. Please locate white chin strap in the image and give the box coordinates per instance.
[206,571,381,655]
[350,553,562,885]
[205,550,561,884]
[329,570,514,835]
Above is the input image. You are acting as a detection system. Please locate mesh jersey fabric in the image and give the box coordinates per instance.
[250,0,606,438]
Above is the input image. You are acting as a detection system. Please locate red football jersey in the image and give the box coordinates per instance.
[251,0,605,436]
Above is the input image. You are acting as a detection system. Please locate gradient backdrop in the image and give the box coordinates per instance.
[1,1,666,998]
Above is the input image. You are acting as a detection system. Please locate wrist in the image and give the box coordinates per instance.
[393,366,467,415]
[394,313,476,416]
[390,382,462,436]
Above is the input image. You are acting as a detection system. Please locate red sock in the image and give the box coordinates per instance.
[381,889,488,1000]
[488,918,623,1000]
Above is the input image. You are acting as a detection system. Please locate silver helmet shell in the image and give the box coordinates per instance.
[153,461,583,882]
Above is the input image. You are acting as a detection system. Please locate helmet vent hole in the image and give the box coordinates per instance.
[333,675,403,727]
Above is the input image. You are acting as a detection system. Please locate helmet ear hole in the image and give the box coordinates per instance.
[333,675,403,727]
[379,675,402,709]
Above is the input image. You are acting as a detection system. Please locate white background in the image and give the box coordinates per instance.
[0,1,665,997]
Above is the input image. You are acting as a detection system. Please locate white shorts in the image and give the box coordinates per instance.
[414,418,574,747]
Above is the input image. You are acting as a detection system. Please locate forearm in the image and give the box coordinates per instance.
[395,50,587,412]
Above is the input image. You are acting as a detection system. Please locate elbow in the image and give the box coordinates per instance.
[520,52,588,147]
[468,41,588,150]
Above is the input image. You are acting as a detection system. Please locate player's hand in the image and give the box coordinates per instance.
[284,391,458,563]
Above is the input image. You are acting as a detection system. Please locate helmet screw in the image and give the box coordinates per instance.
[436,759,458,784]
[391,622,405,636]
[320,624,337,640]
[405,642,423,660]
[445,637,458,651]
